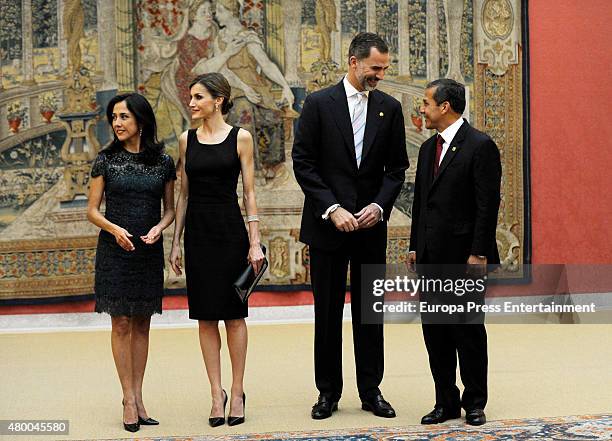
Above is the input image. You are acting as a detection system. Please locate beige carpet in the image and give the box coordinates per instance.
[1,323,611,440]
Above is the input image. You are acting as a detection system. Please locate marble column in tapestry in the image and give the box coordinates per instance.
[282,0,306,135]
[95,0,117,145]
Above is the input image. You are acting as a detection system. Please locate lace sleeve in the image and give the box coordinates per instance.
[91,152,107,178]
[163,154,177,182]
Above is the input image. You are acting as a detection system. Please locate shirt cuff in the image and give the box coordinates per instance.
[322,204,340,220]
[372,203,384,222]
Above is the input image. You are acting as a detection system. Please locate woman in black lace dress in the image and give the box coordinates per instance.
[87,93,176,432]
[170,73,265,427]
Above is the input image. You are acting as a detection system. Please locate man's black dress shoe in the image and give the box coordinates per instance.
[361,394,396,418]
[311,395,338,420]
[209,389,228,427]
[466,408,486,426]
[138,416,159,425]
[420,407,461,424]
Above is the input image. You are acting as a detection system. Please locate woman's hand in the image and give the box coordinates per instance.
[169,243,183,276]
[248,244,265,274]
[140,225,162,245]
[112,226,135,251]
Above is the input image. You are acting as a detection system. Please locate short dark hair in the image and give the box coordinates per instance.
[189,72,234,115]
[348,32,389,61]
[426,78,466,114]
[106,93,164,164]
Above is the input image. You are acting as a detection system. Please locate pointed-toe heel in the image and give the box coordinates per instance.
[209,389,228,428]
[123,422,140,432]
[208,416,225,427]
[138,416,159,425]
[227,393,246,426]
[121,400,140,432]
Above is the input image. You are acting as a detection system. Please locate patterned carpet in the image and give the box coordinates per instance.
[89,414,612,441]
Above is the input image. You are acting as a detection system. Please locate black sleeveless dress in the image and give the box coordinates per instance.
[91,148,177,317]
[184,127,250,320]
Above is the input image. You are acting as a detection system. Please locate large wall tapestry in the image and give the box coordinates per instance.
[0,0,528,302]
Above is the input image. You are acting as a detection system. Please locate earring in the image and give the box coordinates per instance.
[215,104,219,112]
[139,128,143,136]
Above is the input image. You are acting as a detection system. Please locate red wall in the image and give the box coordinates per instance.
[529,0,612,263]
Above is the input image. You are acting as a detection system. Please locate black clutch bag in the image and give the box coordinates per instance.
[233,245,268,303]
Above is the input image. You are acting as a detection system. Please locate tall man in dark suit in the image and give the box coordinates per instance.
[292,33,409,420]
[409,79,501,426]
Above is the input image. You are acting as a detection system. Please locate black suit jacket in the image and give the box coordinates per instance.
[409,119,501,264]
[292,80,409,250]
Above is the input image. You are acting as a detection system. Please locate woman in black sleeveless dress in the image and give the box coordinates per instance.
[170,73,264,427]
[88,93,176,432]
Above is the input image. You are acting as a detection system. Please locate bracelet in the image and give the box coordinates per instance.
[247,215,260,222]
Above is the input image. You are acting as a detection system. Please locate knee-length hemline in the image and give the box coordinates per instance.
[184,127,250,321]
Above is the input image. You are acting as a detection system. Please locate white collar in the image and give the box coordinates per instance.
[439,117,464,144]
[343,75,369,99]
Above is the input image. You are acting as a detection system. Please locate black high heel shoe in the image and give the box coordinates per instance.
[121,400,140,433]
[122,399,159,425]
[209,389,228,427]
[138,416,159,425]
[227,393,246,426]
[123,421,140,433]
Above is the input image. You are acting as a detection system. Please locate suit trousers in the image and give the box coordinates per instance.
[309,229,386,401]
[422,323,488,411]
[419,252,488,411]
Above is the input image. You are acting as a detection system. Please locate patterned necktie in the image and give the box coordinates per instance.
[433,134,444,177]
[352,92,367,167]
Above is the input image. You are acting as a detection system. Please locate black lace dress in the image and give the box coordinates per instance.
[91,148,176,317]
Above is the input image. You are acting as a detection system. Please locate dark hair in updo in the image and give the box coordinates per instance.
[189,73,234,115]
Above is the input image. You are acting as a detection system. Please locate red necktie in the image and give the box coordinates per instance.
[433,135,443,177]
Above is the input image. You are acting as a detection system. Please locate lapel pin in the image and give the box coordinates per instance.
[452,146,457,152]
[379,112,384,117]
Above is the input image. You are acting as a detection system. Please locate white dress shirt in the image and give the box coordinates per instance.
[344,75,369,125]
[409,117,465,255]
[322,76,383,221]
[409,117,484,259]
[436,117,464,166]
